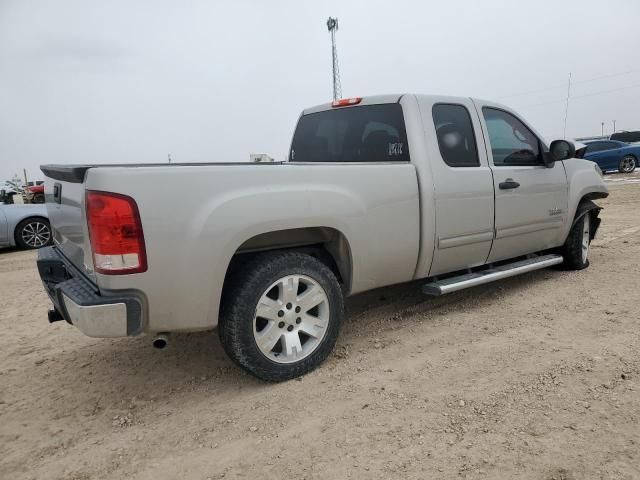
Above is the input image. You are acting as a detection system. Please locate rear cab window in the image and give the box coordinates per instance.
[290,104,410,162]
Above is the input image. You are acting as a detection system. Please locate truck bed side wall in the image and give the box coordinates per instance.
[86,163,420,332]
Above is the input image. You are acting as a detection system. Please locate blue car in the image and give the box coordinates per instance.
[583,140,638,173]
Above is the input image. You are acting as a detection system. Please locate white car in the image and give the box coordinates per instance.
[0,200,52,249]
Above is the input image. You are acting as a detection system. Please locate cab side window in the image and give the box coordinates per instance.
[482,108,542,166]
[432,104,480,167]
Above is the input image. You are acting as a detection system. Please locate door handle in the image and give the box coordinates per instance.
[499,179,520,190]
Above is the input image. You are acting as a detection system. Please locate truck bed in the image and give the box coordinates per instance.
[41,161,421,332]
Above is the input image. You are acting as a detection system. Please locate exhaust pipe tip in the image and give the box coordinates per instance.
[152,333,169,350]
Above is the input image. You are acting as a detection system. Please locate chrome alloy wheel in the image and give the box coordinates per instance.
[620,156,636,173]
[253,274,330,364]
[581,214,590,264]
[21,221,51,248]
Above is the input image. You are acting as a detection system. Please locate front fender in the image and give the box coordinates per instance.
[572,199,602,240]
[561,159,608,241]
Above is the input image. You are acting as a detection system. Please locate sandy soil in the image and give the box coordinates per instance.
[1,179,639,480]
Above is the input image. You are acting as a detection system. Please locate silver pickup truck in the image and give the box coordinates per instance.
[38,94,608,381]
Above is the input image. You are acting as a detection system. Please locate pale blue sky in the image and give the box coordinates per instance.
[1,0,639,182]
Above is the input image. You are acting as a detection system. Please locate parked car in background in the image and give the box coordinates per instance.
[0,188,18,204]
[583,140,639,173]
[0,201,52,249]
[26,184,45,203]
[610,130,640,144]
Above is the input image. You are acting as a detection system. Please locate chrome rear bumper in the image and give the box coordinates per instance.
[37,246,143,337]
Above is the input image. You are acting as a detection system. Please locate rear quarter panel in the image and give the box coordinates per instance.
[87,163,420,332]
[624,145,640,161]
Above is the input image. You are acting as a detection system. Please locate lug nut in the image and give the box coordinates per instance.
[278,321,285,328]
[287,325,294,332]
[278,310,284,317]
[295,306,301,313]
[296,317,301,324]
[286,302,293,310]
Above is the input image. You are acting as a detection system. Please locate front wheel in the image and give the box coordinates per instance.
[561,213,591,270]
[219,251,344,382]
[619,155,636,173]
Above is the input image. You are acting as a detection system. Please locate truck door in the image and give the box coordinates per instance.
[417,98,495,276]
[477,103,568,262]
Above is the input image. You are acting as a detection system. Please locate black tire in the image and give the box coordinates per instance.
[14,217,52,249]
[618,155,636,173]
[32,193,45,204]
[219,251,344,382]
[560,213,591,270]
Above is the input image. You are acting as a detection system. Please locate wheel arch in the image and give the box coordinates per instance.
[561,158,609,243]
[225,226,353,293]
[571,198,602,241]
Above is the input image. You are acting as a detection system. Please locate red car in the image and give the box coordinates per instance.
[26,184,45,203]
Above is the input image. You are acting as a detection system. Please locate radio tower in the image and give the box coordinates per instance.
[326,17,342,101]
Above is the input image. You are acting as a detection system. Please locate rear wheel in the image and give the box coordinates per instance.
[15,218,52,249]
[219,251,344,382]
[619,155,636,173]
[561,213,591,270]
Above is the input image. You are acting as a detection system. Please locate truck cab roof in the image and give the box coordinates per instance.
[302,94,504,115]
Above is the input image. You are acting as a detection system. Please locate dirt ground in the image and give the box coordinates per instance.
[1,178,639,480]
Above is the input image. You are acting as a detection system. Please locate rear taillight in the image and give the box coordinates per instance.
[86,191,147,275]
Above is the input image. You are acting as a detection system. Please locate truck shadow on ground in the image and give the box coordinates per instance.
[24,267,559,419]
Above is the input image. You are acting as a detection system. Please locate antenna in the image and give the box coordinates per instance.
[326,17,342,101]
[562,72,571,138]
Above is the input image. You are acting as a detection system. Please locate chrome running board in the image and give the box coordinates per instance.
[422,254,563,296]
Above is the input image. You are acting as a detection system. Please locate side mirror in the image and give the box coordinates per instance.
[547,139,576,166]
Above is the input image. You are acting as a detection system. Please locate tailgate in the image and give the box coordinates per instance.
[41,165,95,281]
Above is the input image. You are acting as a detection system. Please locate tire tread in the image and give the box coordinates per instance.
[218,251,343,382]
[561,214,590,270]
